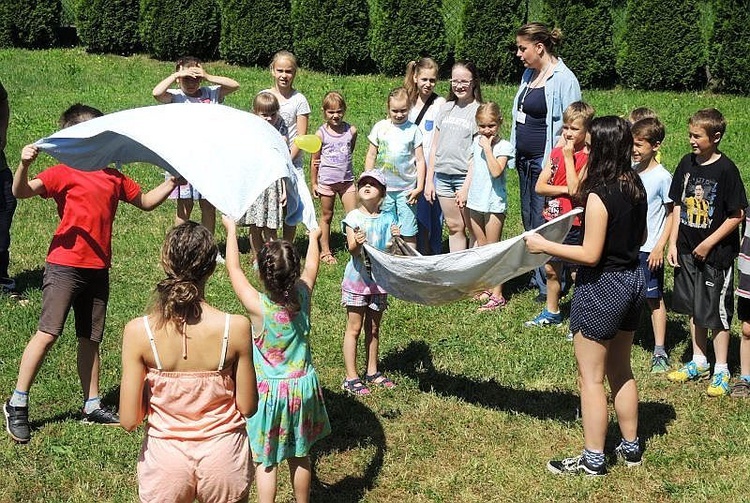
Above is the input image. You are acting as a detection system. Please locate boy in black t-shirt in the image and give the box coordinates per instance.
[666,108,748,397]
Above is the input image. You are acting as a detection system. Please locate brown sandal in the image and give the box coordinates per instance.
[321,252,338,265]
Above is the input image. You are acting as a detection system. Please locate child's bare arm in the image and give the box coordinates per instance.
[350,126,358,151]
[119,319,148,432]
[535,158,567,197]
[563,139,582,195]
[131,176,181,211]
[667,204,681,267]
[221,215,263,318]
[152,71,183,103]
[200,68,240,101]
[364,143,378,171]
[693,208,744,261]
[12,144,45,199]
[300,228,322,290]
[230,315,258,418]
[290,114,310,163]
[407,144,426,204]
[648,202,674,270]
[424,129,439,202]
[310,130,323,197]
[346,225,366,255]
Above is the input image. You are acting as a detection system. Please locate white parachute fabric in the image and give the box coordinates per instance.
[35,104,316,227]
[363,209,582,305]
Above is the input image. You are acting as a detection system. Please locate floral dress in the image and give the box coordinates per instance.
[247,285,331,466]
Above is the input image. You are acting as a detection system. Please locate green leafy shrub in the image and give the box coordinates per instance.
[77,0,140,55]
[708,0,750,94]
[369,0,449,76]
[219,0,292,66]
[457,0,523,83]
[140,0,220,61]
[0,0,61,48]
[291,0,372,74]
[543,0,616,88]
[617,0,706,90]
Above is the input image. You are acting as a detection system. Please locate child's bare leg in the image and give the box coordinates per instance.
[344,307,365,379]
[255,463,278,503]
[249,226,264,265]
[438,196,467,251]
[712,328,730,366]
[486,213,505,297]
[14,331,56,393]
[546,262,562,313]
[319,195,336,257]
[469,210,488,246]
[77,338,101,401]
[573,334,608,453]
[198,199,216,234]
[288,456,312,503]
[283,223,297,243]
[606,330,638,442]
[690,318,709,358]
[461,205,475,248]
[648,297,667,348]
[742,322,750,377]
[175,198,193,226]
[364,307,384,376]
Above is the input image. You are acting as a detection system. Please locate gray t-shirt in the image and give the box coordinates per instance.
[433,101,479,176]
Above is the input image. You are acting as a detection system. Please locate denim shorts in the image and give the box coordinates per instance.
[434,173,467,198]
[381,189,418,237]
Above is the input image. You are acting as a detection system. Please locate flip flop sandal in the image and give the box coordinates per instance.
[321,252,338,265]
[365,371,396,389]
[478,295,507,312]
[342,377,371,396]
[730,380,750,398]
[473,290,492,302]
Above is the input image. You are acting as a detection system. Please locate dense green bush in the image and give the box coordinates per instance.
[617,0,705,90]
[544,0,616,88]
[219,0,292,67]
[291,0,372,74]
[77,0,140,55]
[457,0,523,83]
[0,0,61,48]
[708,0,750,94]
[140,0,220,61]
[369,0,449,76]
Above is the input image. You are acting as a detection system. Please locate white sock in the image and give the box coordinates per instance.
[693,355,709,368]
[9,390,28,407]
[83,397,101,414]
[714,363,729,375]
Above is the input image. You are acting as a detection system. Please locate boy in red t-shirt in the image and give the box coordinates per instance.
[3,104,181,443]
[525,101,594,328]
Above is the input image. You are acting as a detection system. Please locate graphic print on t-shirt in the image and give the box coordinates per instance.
[680,174,715,229]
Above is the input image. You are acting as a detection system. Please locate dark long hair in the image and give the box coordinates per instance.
[579,116,645,204]
[257,239,302,314]
[152,222,217,329]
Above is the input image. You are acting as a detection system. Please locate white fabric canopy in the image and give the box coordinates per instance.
[35,104,317,226]
[364,209,583,305]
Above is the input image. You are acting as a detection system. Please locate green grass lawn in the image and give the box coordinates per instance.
[1,48,750,502]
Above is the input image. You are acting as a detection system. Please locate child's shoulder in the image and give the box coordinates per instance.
[493,138,514,156]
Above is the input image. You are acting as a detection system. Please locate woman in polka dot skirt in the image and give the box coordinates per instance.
[525,116,647,476]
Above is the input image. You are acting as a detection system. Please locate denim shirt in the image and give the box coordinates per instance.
[509,58,581,168]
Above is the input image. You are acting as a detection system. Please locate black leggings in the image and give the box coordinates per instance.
[0,163,18,280]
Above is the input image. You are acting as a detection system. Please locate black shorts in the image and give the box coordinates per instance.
[570,267,645,341]
[38,263,109,342]
[737,296,750,323]
[672,254,733,330]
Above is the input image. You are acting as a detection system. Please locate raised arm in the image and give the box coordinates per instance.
[200,66,240,102]
[130,176,181,211]
[300,228,322,290]
[221,215,263,321]
[12,144,46,199]
[152,71,183,103]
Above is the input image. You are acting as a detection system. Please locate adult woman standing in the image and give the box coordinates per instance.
[511,23,581,298]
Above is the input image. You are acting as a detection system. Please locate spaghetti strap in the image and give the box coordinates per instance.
[142,315,163,370]
[217,313,230,371]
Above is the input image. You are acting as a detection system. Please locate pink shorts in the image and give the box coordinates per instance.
[138,430,250,503]
[317,181,355,197]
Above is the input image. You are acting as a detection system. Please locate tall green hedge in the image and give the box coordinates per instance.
[544,0,616,88]
[140,0,221,61]
[617,0,705,90]
[219,0,292,67]
[77,0,140,55]
[457,0,523,83]
[291,0,372,74]
[369,0,449,76]
[708,0,750,94]
[0,0,61,48]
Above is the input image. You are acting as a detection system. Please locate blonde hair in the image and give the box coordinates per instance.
[563,101,595,129]
[269,50,299,73]
[476,102,502,126]
[322,91,347,112]
[404,57,439,105]
[387,87,410,107]
[253,92,280,114]
[516,23,563,55]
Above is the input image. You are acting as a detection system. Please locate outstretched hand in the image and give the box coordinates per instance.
[524,232,547,254]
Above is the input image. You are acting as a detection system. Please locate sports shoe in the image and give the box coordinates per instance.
[215,253,226,264]
[666,361,710,383]
[614,442,643,467]
[547,455,607,476]
[706,372,731,397]
[4,400,30,443]
[650,354,670,374]
[81,406,120,425]
[524,308,563,327]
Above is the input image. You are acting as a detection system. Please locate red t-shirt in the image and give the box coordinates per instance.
[37,165,141,269]
[541,146,588,226]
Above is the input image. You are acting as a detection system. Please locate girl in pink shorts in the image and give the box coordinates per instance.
[119,222,257,502]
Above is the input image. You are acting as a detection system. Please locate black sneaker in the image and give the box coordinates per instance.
[81,406,120,426]
[547,455,607,476]
[614,443,643,467]
[4,400,31,443]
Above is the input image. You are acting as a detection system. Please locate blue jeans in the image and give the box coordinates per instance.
[516,154,547,295]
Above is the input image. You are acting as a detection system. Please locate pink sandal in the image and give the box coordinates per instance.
[478,295,506,312]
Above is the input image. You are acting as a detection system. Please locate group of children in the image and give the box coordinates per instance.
[2,48,750,498]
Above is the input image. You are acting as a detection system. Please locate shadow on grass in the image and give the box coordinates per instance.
[14,266,44,292]
[311,389,385,502]
[381,340,676,446]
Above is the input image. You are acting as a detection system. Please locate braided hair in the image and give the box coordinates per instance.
[257,239,302,314]
[151,222,217,329]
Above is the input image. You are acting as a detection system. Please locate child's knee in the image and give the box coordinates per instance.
[742,321,750,339]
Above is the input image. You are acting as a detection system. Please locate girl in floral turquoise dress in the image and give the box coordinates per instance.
[222,216,330,502]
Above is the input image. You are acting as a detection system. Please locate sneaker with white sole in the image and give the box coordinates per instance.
[524,308,563,327]
[614,442,643,467]
[82,406,120,425]
[706,371,730,397]
[4,400,30,443]
[666,361,710,383]
[547,454,606,476]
